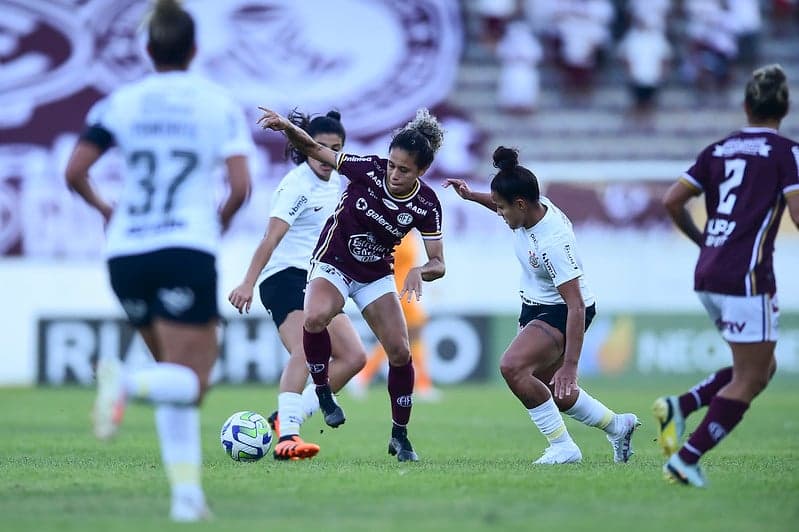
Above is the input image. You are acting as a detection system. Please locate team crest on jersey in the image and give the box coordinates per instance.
[356,198,368,211]
[528,250,539,268]
[397,212,413,226]
[383,198,399,210]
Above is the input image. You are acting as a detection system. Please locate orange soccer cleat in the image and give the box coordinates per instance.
[273,435,320,461]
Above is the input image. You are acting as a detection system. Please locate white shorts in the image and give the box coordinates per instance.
[309,262,396,311]
[697,291,779,343]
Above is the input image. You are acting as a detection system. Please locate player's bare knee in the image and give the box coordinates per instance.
[303,312,330,333]
[385,343,411,366]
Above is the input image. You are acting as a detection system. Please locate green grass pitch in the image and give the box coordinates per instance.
[1,376,797,531]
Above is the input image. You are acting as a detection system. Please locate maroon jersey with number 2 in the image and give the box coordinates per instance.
[680,127,799,296]
[312,153,443,283]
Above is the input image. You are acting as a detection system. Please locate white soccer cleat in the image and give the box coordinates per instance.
[170,496,213,522]
[92,357,127,441]
[534,442,582,465]
[663,453,707,488]
[607,413,641,463]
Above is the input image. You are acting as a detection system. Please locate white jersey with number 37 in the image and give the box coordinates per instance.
[513,197,595,306]
[86,71,254,258]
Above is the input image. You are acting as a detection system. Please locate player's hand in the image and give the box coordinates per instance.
[228,283,254,314]
[256,107,289,131]
[399,267,424,303]
[550,363,578,400]
[442,178,472,200]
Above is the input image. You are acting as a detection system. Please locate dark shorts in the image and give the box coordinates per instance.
[519,302,597,336]
[107,247,218,327]
[259,267,307,328]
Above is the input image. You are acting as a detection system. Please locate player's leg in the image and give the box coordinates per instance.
[407,305,440,401]
[499,319,581,464]
[271,309,321,460]
[303,265,348,427]
[360,282,418,462]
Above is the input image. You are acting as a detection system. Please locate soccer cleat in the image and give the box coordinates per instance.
[170,496,213,522]
[663,453,707,488]
[267,410,280,439]
[315,384,346,428]
[653,396,685,457]
[607,413,641,463]
[388,435,419,462]
[92,357,127,441]
[533,442,582,465]
[273,435,321,461]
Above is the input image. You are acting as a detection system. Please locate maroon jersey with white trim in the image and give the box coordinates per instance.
[681,128,799,296]
[312,153,443,283]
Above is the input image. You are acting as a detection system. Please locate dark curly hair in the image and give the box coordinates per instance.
[389,108,444,170]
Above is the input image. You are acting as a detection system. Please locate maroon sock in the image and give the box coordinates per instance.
[388,360,415,426]
[303,327,331,386]
[678,367,733,417]
[678,395,749,465]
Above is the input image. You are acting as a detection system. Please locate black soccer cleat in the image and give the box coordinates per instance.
[388,425,419,462]
[266,410,280,438]
[315,384,346,428]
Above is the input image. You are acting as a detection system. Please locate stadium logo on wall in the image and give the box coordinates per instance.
[0,0,93,128]
[94,0,463,135]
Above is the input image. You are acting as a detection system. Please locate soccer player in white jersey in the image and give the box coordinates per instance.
[654,64,799,487]
[63,0,252,521]
[444,147,639,465]
[228,110,366,460]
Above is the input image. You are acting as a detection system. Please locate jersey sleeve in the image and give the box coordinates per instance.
[782,144,799,198]
[268,177,308,226]
[219,98,255,158]
[82,96,118,150]
[417,194,443,240]
[335,153,383,185]
[681,145,711,193]
[540,240,583,288]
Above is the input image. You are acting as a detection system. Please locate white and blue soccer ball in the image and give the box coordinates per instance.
[220,411,273,462]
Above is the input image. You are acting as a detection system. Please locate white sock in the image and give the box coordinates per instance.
[301,383,319,419]
[155,405,204,505]
[125,362,199,405]
[564,388,616,434]
[528,397,573,445]
[277,392,304,437]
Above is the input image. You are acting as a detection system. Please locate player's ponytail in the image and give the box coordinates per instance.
[390,108,444,171]
[287,109,346,165]
[745,64,789,122]
[490,146,540,205]
[147,0,195,68]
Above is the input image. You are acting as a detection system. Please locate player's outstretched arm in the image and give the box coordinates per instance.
[64,140,113,223]
[786,193,799,230]
[442,178,497,212]
[257,106,338,167]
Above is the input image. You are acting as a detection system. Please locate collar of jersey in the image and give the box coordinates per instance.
[383,178,420,201]
[740,126,779,134]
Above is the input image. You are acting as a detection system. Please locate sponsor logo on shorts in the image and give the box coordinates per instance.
[714,318,745,334]
[396,394,413,407]
[397,212,413,225]
[318,263,352,285]
[157,287,195,316]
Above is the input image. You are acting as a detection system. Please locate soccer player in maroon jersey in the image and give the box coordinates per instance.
[257,106,446,461]
[654,64,799,487]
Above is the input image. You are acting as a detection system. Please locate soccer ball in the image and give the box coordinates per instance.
[220,411,273,462]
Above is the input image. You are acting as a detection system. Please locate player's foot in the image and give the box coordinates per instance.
[533,442,582,465]
[663,453,707,488]
[652,396,685,457]
[92,357,126,441]
[273,435,320,461]
[388,424,419,462]
[267,410,280,439]
[315,384,345,428]
[607,413,641,463]
[170,495,213,522]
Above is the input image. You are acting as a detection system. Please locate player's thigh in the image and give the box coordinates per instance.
[328,312,367,367]
[502,320,564,375]
[362,292,410,365]
[304,266,347,328]
[137,325,163,361]
[729,341,776,385]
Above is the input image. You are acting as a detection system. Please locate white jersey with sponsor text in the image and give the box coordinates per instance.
[513,197,595,306]
[258,162,342,282]
[86,71,254,258]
